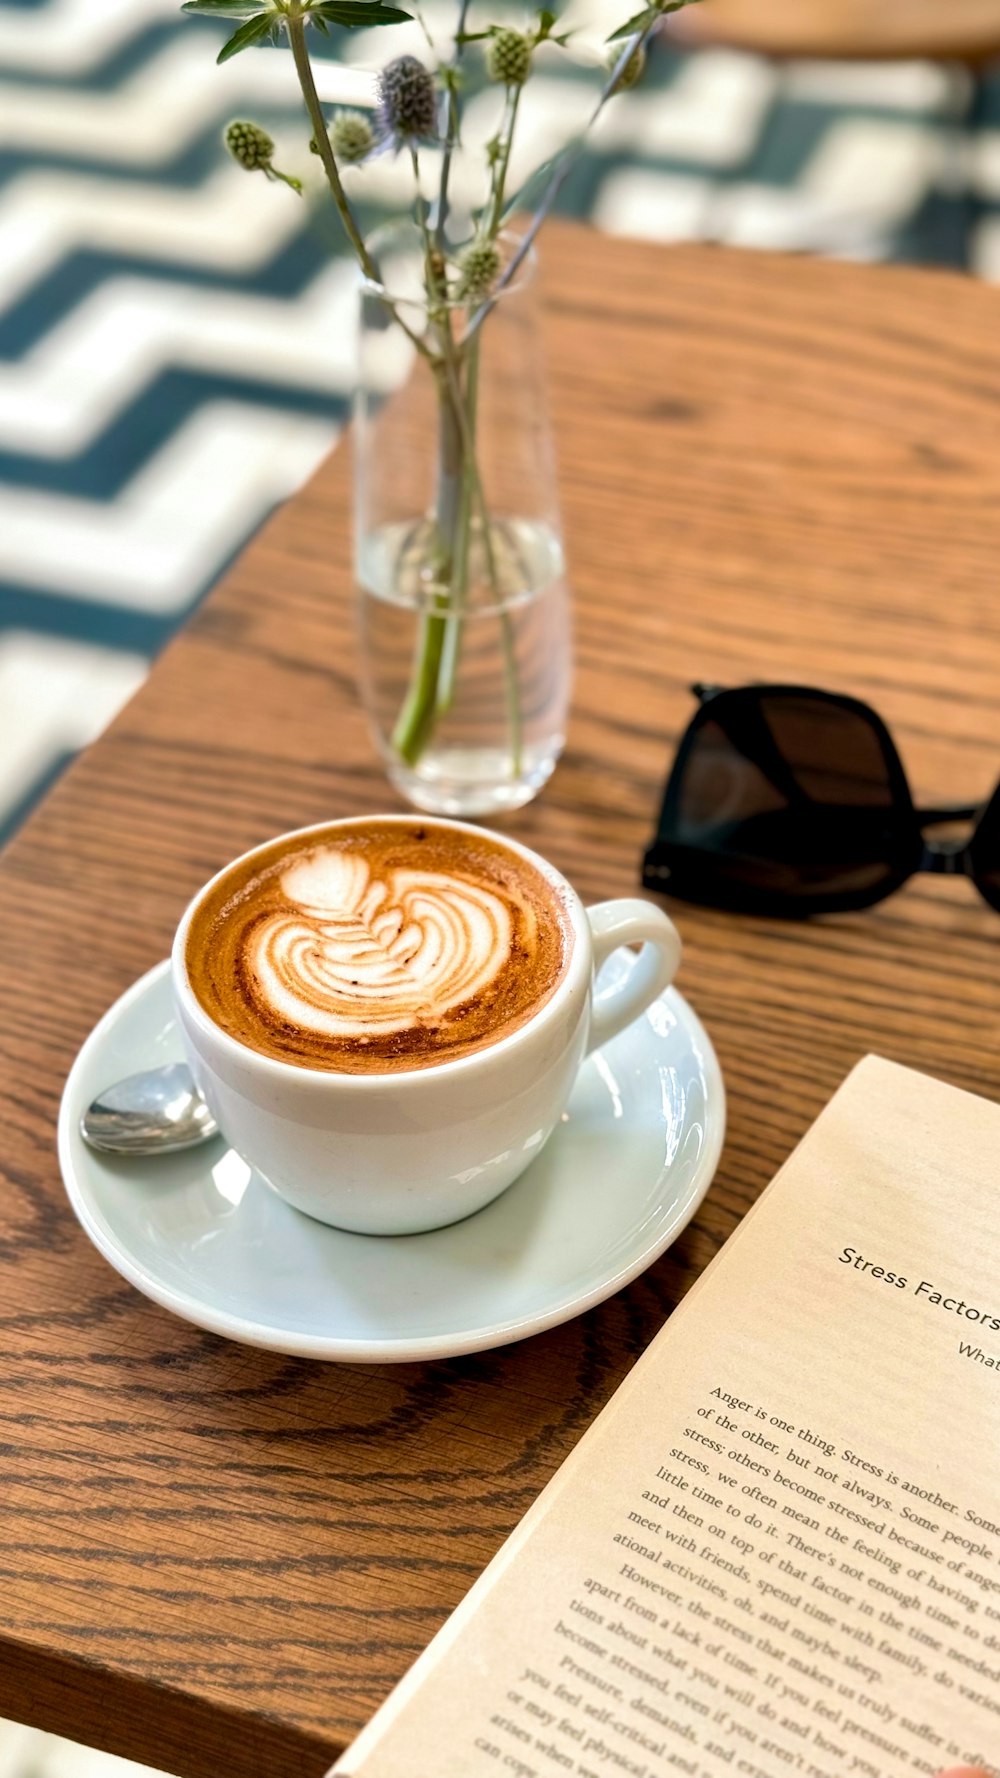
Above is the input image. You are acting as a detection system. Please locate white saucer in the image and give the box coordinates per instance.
[58,958,725,1363]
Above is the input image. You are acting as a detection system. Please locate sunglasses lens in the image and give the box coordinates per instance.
[671,692,914,906]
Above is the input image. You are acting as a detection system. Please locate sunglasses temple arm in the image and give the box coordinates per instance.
[916,801,983,826]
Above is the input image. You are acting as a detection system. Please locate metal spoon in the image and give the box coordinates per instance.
[81,1063,219,1156]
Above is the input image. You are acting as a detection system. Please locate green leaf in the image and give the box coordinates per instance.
[535,9,572,43]
[216,11,275,60]
[181,0,269,14]
[607,8,655,41]
[312,0,411,23]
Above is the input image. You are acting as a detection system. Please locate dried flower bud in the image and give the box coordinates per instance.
[487,28,532,86]
[607,40,646,91]
[328,109,376,163]
[456,238,502,301]
[376,55,438,145]
[225,119,274,172]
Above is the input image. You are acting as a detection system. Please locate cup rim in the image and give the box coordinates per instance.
[171,814,590,1090]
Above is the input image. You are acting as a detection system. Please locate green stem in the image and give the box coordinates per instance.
[438,348,523,776]
[267,165,303,194]
[286,10,435,366]
[390,599,450,765]
[463,13,670,347]
[409,147,439,287]
[434,335,479,712]
[433,84,521,721]
[435,0,473,251]
[488,85,520,233]
[473,499,523,781]
[392,149,475,766]
[411,0,436,53]
[390,155,462,765]
[286,13,376,279]
[387,44,526,778]
[391,349,522,780]
[390,362,463,766]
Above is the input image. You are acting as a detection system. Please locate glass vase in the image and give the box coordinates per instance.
[353,224,571,817]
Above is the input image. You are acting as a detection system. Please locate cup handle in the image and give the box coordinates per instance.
[585,900,683,1056]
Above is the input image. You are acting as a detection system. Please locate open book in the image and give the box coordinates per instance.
[334,1058,1000,1777]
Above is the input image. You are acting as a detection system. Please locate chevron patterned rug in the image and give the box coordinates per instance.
[1,0,995,854]
[0,5,996,1771]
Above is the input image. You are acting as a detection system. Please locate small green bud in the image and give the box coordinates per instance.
[328,109,375,163]
[607,40,646,91]
[456,237,502,301]
[486,27,532,86]
[225,119,274,172]
[225,118,301,193]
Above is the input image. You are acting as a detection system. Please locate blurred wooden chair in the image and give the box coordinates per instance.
[674,0,1000,65]
[669,0,1000,266]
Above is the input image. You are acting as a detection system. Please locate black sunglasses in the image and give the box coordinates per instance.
[642,683,1000,917]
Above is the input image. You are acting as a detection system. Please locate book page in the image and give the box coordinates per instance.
[334,1057,1000,1778]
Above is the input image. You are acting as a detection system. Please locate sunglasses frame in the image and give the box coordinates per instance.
[643,683,1000,917]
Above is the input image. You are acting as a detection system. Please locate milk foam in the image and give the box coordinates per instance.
[249,847,514,1040]
[186,821,571,1073]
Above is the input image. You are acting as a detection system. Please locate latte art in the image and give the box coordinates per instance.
[253,851,514,1040]
[184,820,572,1073]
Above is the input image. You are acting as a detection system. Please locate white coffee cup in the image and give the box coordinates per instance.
[171,817,682,1236]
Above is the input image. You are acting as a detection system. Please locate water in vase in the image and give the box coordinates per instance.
[357,515,571,817]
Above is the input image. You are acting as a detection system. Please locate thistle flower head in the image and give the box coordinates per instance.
[225,119,274,172]
[376,55,438,147]
[328,109,376,164]
[486,27,532,86]
[607,39,646,91]
[456,237,502,302]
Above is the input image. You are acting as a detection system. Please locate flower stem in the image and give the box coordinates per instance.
[390,359,462,765]
[487,84,520,232]
[409,146,439,287]
[430,81,520,726]
[434,337,479,713]
[435,0,473,251]
[286,12,434,367]
[389,152,472,764]
[391,600,450,764]
[437,345,523,776]
[390,341,522,779]
[286,13,376,280]
[464,14,668,346]
[390,384,463,761]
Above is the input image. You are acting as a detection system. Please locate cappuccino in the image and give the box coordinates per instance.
[184,819,572,1073]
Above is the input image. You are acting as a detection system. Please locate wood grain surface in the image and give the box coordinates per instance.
[2,228,1000,1778]
[677,0,1000,61]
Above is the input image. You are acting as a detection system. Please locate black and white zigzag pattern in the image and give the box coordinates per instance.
[0,0,989,853]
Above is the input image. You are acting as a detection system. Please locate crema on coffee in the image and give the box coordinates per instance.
[184,820,572,1073]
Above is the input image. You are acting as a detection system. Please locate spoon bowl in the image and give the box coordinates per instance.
[82,1063,219,1156]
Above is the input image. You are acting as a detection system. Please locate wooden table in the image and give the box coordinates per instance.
[676,0,1000,61]
[2,227,1000,1778]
